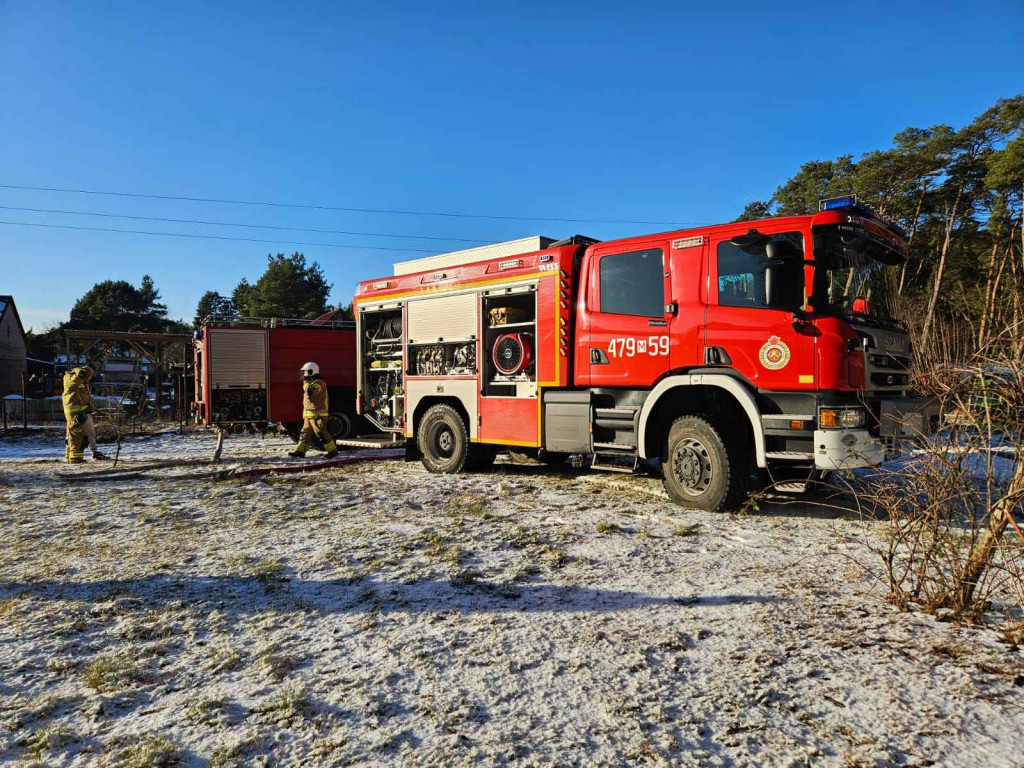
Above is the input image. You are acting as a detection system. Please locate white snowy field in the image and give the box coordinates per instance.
[1,431,1022,767]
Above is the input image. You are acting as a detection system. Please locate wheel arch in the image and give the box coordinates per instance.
[412,396,472,437]
[637,374,766,467]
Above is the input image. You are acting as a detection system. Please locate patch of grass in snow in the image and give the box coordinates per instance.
[18,722,74,759]
[596,521,621,534]
[83,654,150,692]
[253,557,286,583]
[672,523,701,537]
[185,695,229,726]
[112,734,182,767]
[203,644,245,674]
[423,531,464,567]
[118,610,175,642]
[1,693,61,731]
[208,734,259,768]
[258,683,309,717]
[255,642,298,681]
[46,656,78,675]
[311,732,350,759]
[0,595,27,619]
[450,567,481,587]
[444,492,490,519]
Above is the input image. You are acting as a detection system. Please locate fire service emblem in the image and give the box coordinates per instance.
[758,335,790,370]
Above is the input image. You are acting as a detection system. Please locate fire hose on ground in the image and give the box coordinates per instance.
[53,450,403,483]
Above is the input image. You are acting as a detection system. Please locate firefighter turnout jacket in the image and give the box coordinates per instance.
[62,367,93,421]
[303,376,329,419]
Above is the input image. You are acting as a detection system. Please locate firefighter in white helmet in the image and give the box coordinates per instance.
[288,362,339,458]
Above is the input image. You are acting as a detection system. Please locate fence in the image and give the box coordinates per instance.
[1,371,191,434]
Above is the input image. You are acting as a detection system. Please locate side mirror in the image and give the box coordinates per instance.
[765,260,804,310]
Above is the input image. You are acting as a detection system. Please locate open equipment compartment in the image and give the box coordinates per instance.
[482,285,537,398]
[360,305,404,432]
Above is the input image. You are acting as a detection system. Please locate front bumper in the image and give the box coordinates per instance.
[813,429,888,470]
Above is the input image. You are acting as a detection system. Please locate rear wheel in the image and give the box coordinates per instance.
[663,416,748,512]
[327,412,353,441]
[418,405,470,474]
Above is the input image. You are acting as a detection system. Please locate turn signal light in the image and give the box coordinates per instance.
[819,407,866,429]
[790,420,805,430]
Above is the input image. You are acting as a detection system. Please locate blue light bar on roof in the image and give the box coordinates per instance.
[820,195,858,211]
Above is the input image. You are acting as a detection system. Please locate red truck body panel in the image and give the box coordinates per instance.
[267,327,356,423]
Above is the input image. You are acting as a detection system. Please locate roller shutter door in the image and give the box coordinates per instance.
[407,293,477,344]
[209,329,267,388]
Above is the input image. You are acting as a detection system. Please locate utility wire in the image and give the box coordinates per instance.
[0,204,495,244]
[0,220,440,253]
[0,183,694,226]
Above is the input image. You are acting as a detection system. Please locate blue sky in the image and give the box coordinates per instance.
[1,1,1021,329]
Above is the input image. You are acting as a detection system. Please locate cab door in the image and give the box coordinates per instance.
[585,243,673,388]
[704,229,816,391]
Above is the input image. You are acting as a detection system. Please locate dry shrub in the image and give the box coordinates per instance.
[852,334,1024,623]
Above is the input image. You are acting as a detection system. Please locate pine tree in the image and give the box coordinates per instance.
[232,253,332,319]
[193,291,237,327]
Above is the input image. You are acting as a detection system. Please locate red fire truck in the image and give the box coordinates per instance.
[193,314,359,440]
[354,198,934,511]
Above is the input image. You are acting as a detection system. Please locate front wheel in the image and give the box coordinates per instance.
[418,405,470,474]
[662,416,748,512]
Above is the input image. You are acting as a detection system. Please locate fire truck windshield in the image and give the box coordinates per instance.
[812,224,904,321]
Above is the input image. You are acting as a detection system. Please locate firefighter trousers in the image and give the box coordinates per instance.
[294,417,336,455]
[65,419,86,464]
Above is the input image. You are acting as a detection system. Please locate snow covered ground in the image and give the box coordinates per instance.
[1,431,1022,767]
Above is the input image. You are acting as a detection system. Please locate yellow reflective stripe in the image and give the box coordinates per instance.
[303,411,329,418]
[65,405,89,414]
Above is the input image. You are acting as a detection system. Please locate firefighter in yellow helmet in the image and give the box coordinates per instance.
[287,362,339,459]
[62,365,94,464]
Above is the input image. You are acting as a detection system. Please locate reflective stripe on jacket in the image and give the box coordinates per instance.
[62,369,92,416]
[302,377,329,419]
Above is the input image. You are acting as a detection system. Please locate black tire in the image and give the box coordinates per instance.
[418,405,470,474]
[283,422,303,443]
[662,415,748,512]
[327,412,353,441]
[465,444,497,471]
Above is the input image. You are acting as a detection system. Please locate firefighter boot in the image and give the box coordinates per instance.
[93,451,110,461]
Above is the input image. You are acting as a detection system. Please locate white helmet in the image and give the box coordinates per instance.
[300,361,320,377]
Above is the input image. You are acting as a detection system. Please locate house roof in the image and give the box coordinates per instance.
[0,295,26,339]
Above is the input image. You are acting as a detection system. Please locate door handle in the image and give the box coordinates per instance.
[591,348,609,365]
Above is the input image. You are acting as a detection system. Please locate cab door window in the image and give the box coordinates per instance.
[599,248,664,317]
[717,232,804,309]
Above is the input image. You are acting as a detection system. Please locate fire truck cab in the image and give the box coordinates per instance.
[355,199,934,511]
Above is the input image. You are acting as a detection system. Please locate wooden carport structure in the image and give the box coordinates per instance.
[63,329,193,419]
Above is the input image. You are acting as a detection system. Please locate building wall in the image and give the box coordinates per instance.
[0,308,27,397]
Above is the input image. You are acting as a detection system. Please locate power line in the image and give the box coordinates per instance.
[0,183,694,226]
[0,219,440,253]
[0,204,495,244]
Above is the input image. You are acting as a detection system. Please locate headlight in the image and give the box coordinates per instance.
[819,407,866,429]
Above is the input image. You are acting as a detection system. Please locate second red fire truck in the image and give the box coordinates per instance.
[193,313,359,441]
[354,197,934,511]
